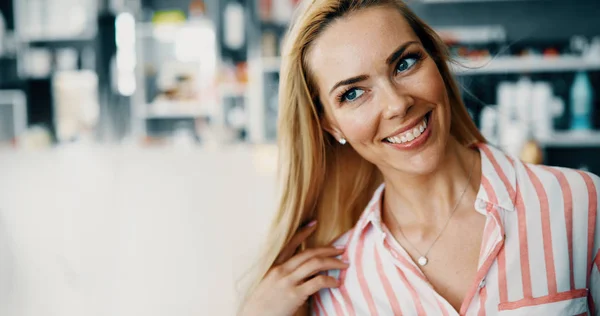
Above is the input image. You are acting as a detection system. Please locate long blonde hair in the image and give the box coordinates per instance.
[243,0,485,313]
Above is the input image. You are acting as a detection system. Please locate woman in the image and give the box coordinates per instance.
[240,0,600,315]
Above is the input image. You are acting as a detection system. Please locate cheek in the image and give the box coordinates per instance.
[413,62,451,122]
[414,62,447,104]
[336,106,380,142]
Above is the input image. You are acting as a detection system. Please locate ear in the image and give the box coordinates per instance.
[320,115,344,142]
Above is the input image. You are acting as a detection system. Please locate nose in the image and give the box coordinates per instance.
[381,83,414,120]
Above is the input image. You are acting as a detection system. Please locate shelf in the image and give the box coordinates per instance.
[142,101,212,119]
[538,131,600,148]
[420,0,535,2]
[260,21,288,32]
[454,56,600,75]
[144,112,209,119]
[257,56,600,75]
[24,35,96,47]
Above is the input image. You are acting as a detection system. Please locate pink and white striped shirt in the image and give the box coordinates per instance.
[312,143,600,315]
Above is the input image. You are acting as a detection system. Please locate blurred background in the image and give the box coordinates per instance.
[0,0,598,315]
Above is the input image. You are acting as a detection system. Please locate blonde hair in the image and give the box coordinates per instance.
[242,0,485,314]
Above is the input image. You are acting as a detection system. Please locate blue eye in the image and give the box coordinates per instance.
[396,56,419,73]
[341,88,365,102]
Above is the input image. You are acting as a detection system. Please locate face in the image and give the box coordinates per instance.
[308,6,452,176]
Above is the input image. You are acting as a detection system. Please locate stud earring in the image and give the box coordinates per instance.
[339,138,347,145]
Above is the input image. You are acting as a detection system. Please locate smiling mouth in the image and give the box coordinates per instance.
[383,111,432,144]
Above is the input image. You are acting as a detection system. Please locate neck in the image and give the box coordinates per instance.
[382,138,481,228]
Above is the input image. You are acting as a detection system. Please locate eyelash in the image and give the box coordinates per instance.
[396,51,424,73]
[335,87,358,104]
[335,51,425,104]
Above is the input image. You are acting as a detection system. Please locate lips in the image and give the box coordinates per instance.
[383,111,431,145]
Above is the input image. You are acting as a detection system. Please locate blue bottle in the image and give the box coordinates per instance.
[570,71,594,131]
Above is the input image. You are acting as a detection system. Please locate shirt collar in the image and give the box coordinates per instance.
[475,143,518,213]
[357,183,386,232]
[355,143,518,234]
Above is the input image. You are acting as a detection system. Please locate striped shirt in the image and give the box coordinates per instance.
[312,143,600,315]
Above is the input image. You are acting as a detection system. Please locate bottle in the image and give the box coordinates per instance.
[479,106,498,145]
[520,130,543,165]
[189,0,206,19]
[497,81,528,157]
[259,0,273,21]
[570,71,594,132]
[530,82,554,139]
[223,2,245,50]
[272,0,294,24]
[514,76,533,132]
[587,36,600,62]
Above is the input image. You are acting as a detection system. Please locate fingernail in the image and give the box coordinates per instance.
[307,220,317,227]
[335,245,345,250]
[343,260,350,265]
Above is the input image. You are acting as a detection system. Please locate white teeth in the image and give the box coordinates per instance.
[386,136,403,144]
[385,114,429,144]
[412,128,420,138]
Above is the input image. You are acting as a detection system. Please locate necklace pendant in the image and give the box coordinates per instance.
[417,256,428,266]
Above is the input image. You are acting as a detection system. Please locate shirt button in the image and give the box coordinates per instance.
[478,278,486,289]
[372,214,380,224]
[477,200,487,210]
[368,214,376,223]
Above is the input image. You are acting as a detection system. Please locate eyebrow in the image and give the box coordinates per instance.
[386,41,419,65]
[328,41,420,96]
[328,75,370,96]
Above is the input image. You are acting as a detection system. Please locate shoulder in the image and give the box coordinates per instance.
[573,168,600,210]
[515,162,599,224]
[576,169,600,199]
[522,162,599,203]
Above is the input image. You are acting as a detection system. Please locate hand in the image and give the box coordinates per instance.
[239,221,348,316]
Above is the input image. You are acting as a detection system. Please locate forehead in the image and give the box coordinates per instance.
[308,6,418,92]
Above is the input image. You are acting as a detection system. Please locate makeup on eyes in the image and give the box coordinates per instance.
[334,49,425,105]
[394,51,424,73]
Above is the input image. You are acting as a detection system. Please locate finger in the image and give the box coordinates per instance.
[275,220,318,264]
[267,247,344,283]
[284,246,345,271]
[289,256,348,283]
[297,275,339,298]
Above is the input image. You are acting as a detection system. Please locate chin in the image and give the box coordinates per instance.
[390,146,444,175]
[397,151,444,175]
